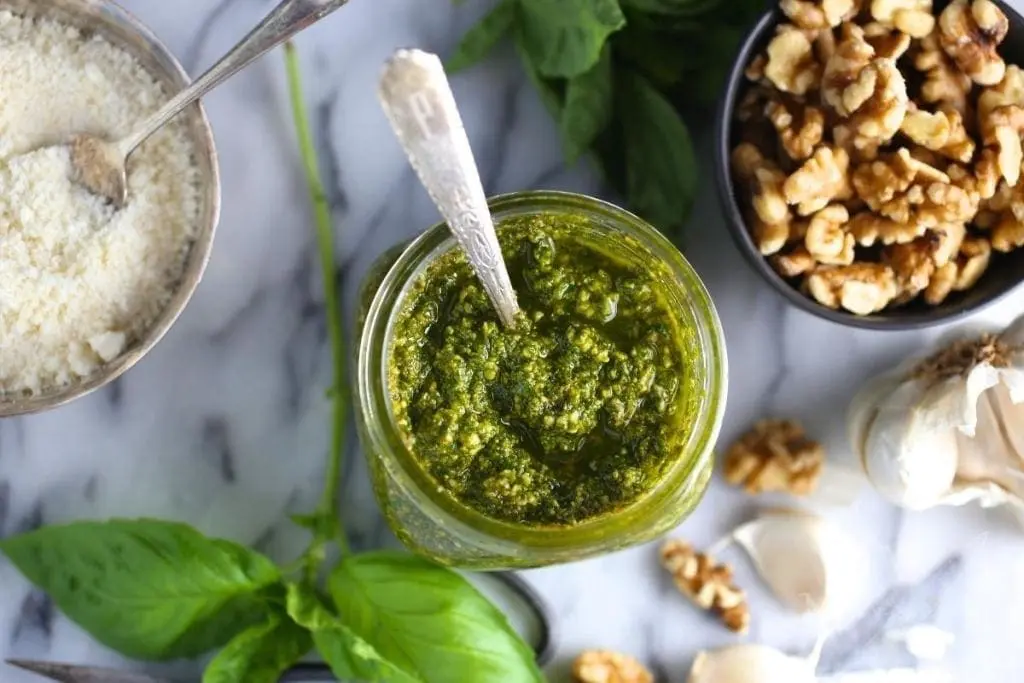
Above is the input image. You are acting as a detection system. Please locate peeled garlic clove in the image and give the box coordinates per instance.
[732,509,862,614]
[859,380,960,509]
[688,644,816,683]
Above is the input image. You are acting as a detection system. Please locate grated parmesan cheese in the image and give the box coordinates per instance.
[0,10,200,395]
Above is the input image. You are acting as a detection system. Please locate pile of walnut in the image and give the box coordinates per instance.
[733,0,1024,315]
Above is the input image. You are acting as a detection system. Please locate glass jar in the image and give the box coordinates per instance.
[355,191,727,569]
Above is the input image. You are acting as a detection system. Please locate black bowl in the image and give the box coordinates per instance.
[714,1,1024,330]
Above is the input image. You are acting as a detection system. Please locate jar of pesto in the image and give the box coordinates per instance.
[356,191,726,569]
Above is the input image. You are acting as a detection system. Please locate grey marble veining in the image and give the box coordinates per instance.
[2,0,1024,681]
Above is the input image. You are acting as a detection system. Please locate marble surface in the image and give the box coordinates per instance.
[2,0,1024,681]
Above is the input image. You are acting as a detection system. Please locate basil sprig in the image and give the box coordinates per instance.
[449,0,767,234]
[0,42,543,683]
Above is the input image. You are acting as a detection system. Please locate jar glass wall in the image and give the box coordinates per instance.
[356,191,727,569]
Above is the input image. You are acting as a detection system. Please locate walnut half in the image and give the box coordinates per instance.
[938,0,1009,86]
[661,540,750,634]
[806,262,899,314]
[724,419,825,495]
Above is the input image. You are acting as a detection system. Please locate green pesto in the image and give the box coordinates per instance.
[387,213,695,527]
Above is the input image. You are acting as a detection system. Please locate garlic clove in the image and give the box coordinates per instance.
[860,380,960,509]
[688,644,816,683]
[731,509,863,614]
[848,369,905,467]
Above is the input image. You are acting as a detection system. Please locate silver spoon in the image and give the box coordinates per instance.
[67,0,351,208]
[377,49,520,327]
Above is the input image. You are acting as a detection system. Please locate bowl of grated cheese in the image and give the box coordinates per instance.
[0,0,220,416]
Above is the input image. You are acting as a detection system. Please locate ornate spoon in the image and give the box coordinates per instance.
[66,0,350,208]
[377,49,521,327]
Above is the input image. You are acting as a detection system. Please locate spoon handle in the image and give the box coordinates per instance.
[121,0,350,155]
[378,49,521,328]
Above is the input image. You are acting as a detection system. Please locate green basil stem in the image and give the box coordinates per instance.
[284,42,351,559]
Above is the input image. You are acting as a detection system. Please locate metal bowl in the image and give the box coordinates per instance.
[714,0,1024,330]
[0,0,220,417]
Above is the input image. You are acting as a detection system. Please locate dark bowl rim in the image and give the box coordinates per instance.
[714,4,1024,331]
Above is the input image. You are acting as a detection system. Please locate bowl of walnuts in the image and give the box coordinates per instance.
[716,0,1024,329]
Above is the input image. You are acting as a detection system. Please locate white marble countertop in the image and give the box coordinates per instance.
[3,0,1024,681]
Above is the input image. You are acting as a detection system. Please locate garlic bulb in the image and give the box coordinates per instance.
[730,509,863,614]
[848,318,1024,520]
[688,644,816,683]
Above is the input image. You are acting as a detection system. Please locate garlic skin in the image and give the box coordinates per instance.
[688,644,816,683]
[731,509,864,615]
[848,317,1024,520]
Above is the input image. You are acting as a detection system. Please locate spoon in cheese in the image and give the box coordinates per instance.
[66,0,350,208]
[377,49,521,328]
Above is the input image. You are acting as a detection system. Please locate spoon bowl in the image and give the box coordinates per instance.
[70,133,130,207]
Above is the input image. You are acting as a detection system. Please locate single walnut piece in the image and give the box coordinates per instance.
[924,261,958,304]
[765,25,822,95]
[900,106,975,163]
[784,145,853,215]
[724,419,825,495]
[938,0,1009,86]
[833,122,882,160]
[572,651,654,683]
[845,60,910,150]
[914,33,973,115]
[955,236,993,288]
[979,64,1024,116]
[746,54,768,82]
[806,262,899,314]
[884,238,937,299]
[766,99,826,160]
[847,210,926,245]
[870,0,936,38]
[974,147,1002,200]
[660,540,750,634]
[781,0,859,29]
[732,143,793,227]
[805,204,855,264]
[993,214,1024,251]
[751,217,795,255]
[980,105,1024,185]
[979,179,1024,250]
[771,246,818,277]
[931,222,968,266]
[862,22,912,60]
[822,24,876,114]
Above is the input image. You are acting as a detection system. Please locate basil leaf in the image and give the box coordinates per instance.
[518,0,625,78]
[617,70,697,233]
[0,520,279,660]
[202,615,311,683]
[286,583,417,683]
[447,0,516,74]
[514,36,566,117]
[329,551,543,683]
[560,44,614,163]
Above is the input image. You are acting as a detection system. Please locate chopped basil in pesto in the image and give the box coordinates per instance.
[388,213,694,527]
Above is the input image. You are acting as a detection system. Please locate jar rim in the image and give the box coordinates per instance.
[357,190,729,550]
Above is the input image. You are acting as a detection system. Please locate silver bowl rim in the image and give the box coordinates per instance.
[0,0,222,417]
